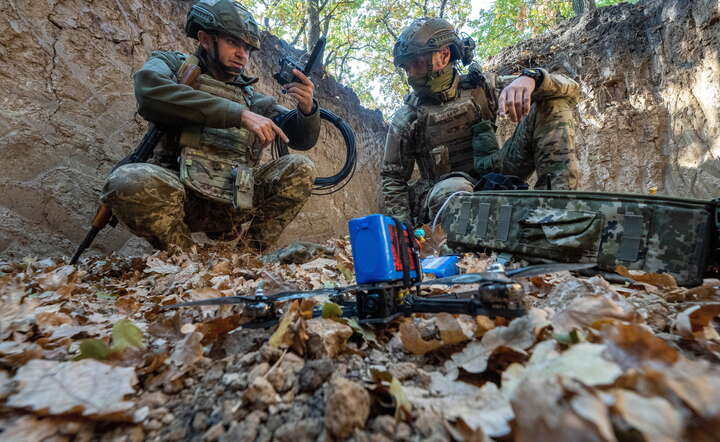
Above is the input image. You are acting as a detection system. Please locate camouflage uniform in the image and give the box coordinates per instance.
[102,48,320,251]
[381,68,580,225]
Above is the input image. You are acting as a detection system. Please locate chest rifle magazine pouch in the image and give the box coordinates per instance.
[179,125,256,210]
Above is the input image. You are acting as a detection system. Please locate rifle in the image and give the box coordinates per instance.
[70,63,202,265]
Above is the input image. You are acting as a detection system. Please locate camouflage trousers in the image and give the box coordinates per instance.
[417,97,579,225]
[101,154,316,252]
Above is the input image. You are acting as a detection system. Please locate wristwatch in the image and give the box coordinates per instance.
[520,68,544,88]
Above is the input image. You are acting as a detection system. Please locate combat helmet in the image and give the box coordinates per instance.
[393,17,473,68]
[186,0,261,50]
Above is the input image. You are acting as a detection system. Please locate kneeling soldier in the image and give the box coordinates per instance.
[103,0,320,252]
[381,17,580,225]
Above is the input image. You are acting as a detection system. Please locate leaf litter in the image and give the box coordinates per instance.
[0,239,718,441]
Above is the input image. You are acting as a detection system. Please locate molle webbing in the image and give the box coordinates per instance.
[422,93,481,176]
[195,74,250,105]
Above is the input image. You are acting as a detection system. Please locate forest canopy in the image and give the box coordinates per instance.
[249,0,636,114]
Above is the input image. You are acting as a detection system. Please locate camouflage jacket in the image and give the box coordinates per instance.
[380,67,580,223]
[133,50,320,168]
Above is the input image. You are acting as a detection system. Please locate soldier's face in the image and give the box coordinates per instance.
[215,35,251,71]
[403,47,452,77]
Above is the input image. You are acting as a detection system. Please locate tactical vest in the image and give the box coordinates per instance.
[410,73,499,183]
[175,61,258,210]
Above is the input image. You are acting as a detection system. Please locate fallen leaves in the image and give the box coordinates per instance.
[1,239,720,441]
[446,308,549,375]
[7,359,139,421]
[399,313,472,354]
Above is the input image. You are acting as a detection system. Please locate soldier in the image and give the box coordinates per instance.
[102,0,320,252]
[381,17,580,225]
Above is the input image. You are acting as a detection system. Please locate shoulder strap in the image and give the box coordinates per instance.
[175,54,200,87]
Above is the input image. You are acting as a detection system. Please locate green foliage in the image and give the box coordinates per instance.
[246,0,636,115]
[248,0,471,114]
[76,319,145,360]
[471,0,637,61]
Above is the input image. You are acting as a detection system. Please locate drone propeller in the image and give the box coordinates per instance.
[264,286,347,302]
[506,262,597,278]
[422,272,513,286]
[162,295,262,309]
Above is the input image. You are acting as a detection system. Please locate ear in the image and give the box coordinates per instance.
[439,46,452,66]
[197,30,212,51]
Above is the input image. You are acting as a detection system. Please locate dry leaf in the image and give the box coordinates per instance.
[616,265,678,289]
[552,292,637,336]
[146,330,207,389]
[36,265,76,291]
[406,377,513,438]
[269,301,303,349]
[447,309,549,374]
[512,377,615,442]
[602,323,679,370]
[7,359,138,421]
[673,303,720,341]
[399,313,471,355]
[456,253,494,274]
[611,389,682,442]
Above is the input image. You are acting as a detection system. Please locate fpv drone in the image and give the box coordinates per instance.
[164,261,595,328]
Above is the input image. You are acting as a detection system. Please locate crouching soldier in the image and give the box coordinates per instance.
[102,0,320,252]
[381,17,580,225]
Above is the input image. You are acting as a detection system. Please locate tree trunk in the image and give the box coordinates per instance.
[306,0,321,50]
[573,0,596,16]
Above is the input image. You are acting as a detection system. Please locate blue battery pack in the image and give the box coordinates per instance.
[348,214,419,284]
[420,255,459,278]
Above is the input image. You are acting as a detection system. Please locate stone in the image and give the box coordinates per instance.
[306,318,353,358]
[144,419,162,431]
[324,377,371,439]
[161,413,175,424]
[202,423,225,442]
[243,376,281,408]
[248,362,270,383]
[370,416,396,437]
[298,359,335,393]
[389,362,417,381]
[192,412,209,432]
[274,418,324,442]
[203,365,225,383]
[221,372,247,391]
[266,352,305,393]
[220,410,265,442]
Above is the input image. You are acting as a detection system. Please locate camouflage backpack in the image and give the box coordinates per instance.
[439,190,719,286]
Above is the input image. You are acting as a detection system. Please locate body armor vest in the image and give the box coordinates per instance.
[177,69,258,210]
[412,77,499,183]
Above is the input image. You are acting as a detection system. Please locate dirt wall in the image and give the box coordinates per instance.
[488,0,720,198]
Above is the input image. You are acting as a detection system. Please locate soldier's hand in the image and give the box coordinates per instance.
[283,69,315,115]
[498,76,535,123]
[239,110,289,147]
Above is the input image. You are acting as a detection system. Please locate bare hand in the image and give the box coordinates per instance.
[283,69,315,114]
[498,76,535,123]
[239,110,289,146]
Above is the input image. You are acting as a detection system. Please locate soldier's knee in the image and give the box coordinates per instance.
[284,154,317,180]
[535,97,576,126]
[102,163,185,207]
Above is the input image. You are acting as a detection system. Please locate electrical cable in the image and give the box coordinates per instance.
[273,108,357,195]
